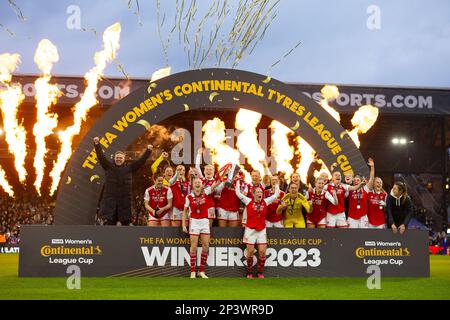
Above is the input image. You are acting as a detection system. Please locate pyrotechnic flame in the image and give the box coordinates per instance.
[0,53,22,195]
[347,104,379,147]
[34,39,58,74]
[202,117,250,181]
[49,23,121,196]
[0,85,26,182]
[0,168,13,197]
[294,136,316,183]
[320,85,340,122]
[202,117,240,166]
[269,121,294,178]
[0,53,27,183]
[32,39,60,195]
[235,108,266,175]
[0,53,20,83]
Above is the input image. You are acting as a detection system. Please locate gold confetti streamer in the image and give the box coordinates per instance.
[137,119,152,131]
[290,121,299,131]
[209,92,219,102]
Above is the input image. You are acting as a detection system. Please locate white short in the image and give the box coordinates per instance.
[217,208,239,221]
[243,227,267,245]
[347,215,369,229]
[368,223,386,229]
[265,220,284,228]
[208,207,216,219]
[172,207,184,221]
[189,218,210,236]
[148,211,172,221]
[306,217,327,227]
[326,212,348,228]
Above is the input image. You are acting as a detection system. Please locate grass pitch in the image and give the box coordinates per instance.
[0,254,449,300]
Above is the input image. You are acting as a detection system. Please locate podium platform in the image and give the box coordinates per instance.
[19,226,429,277]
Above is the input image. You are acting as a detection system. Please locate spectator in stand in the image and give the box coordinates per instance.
[441,232,448,255]
[0,197,54,243]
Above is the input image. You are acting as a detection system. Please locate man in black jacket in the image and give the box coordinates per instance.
[94,137,153,225]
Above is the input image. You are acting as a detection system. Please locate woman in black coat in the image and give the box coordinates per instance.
[386,181,413,234]
[94,137,153,225]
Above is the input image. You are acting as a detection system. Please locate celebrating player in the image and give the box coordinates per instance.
[241,170,265,226]
[277,183,310,228]
[324,171,365,228]
[235,179,280,279]
[346,175,370,228]
[319,171,330,185]
[264,175,285,228]
[343,172,354,218]
[246,170,265,200]
[347,159,375,228]
[170,165,192,227]
[365,159,388,229]
[151,151,173,186]
[344,172,354,185]
[195,148,217,226]
[287,172,301,190]
[182,177,222,279]
[306,177,335,228]
[215,171,246,227]
[144,173,173,226]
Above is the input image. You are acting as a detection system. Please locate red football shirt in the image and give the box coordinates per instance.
[348,188,368,220]
[264,189,285,223]
[324,183,348,214]
[367,190,387,226]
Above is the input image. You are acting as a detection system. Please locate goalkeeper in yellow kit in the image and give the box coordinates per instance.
[276,182,311,228]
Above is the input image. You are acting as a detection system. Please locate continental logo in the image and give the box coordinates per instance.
[40,245,102,257]
[355,247,410,259]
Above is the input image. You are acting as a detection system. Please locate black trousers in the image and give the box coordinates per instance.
[100,195,132,226]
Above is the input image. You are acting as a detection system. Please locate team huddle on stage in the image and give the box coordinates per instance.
[143,149,388,279]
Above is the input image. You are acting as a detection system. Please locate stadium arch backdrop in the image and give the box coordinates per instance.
[54,68,369,225]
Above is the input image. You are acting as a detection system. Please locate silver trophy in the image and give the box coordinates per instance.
[224,163,241,187]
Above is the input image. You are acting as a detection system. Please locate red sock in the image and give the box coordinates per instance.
[258,256,266,273]
[190,252,197,272]
[247,257,253,273]
[199,251,208,272]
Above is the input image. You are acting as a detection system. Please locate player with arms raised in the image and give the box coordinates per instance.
[235,179,280,279]
[215,170,247,227]
[325,171,365,228]
[195,148,218,226]
[365,158,388,229]
[347,159,375,228]
[170,165,193,227]
[182,176,222,279]
[306,177,335,228]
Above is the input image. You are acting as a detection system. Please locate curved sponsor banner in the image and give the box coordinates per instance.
[54,68,369,225]
[19,226,429,277]
[11,75,449,115]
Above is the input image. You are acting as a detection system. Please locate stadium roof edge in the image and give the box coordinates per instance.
[11,72,450,92]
